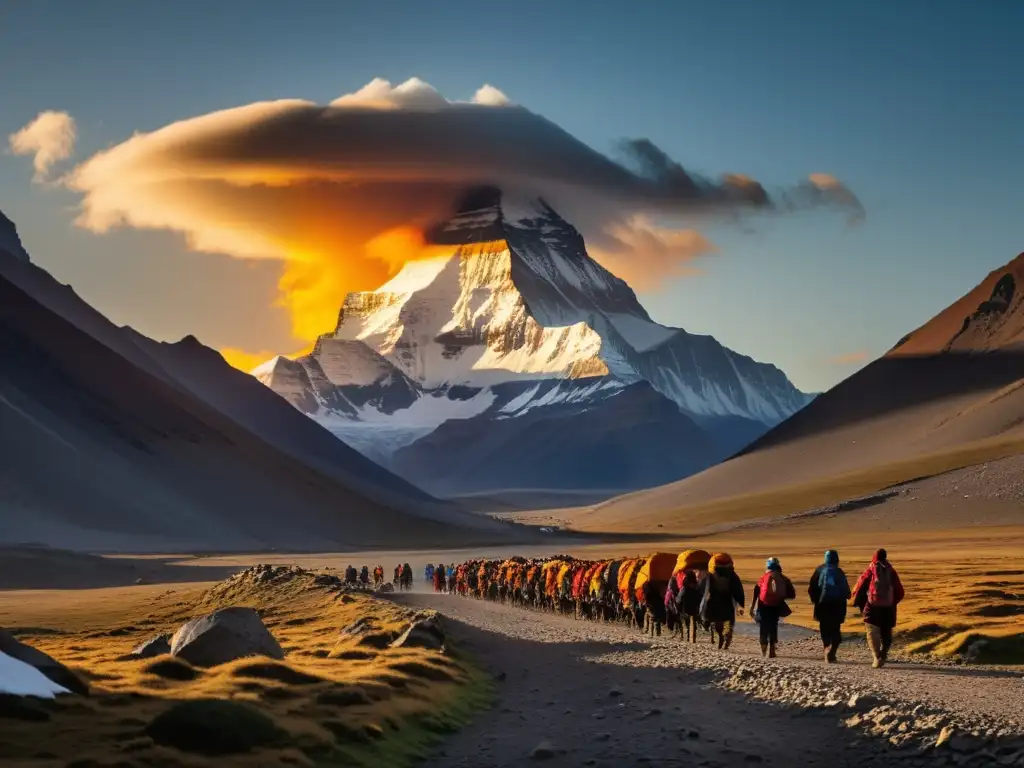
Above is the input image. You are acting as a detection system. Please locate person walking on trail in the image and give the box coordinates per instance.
[751,557,796,658]
[359,565,369,588]
[853,548,905,668]
[700,553,745,650]
[808,549,851,664]
[433,563,445,593]
[425,563,434,585]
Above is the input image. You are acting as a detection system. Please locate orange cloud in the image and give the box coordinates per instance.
[9,110,77,181]
[590,216,717,291]
[220,345,310,372]
[828,350,869,365]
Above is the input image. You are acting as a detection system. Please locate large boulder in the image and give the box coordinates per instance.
[170,607,283,668]
[390,616,445,651]
[0,630,88,695]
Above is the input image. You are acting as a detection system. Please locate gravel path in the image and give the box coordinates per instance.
[396,592,1024,768]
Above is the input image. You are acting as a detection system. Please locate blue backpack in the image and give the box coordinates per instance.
[818,565,847,603]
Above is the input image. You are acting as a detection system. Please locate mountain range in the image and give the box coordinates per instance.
[0,210,522,552]
[578,250,1024,532]
[256,188,813,498]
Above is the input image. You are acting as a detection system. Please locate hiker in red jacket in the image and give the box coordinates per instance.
[852,549,905,668]
[751,557,796,658]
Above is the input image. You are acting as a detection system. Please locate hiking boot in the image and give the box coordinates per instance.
[724,634,733,650]
[760,643,769,657]
[826,649,837,664]
[871,656,883,669]
[768,643,777,658]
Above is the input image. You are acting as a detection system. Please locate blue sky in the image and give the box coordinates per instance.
[2,0,1021,392]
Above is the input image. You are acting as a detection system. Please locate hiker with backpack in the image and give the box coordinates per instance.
[853,548,905,668]
[751,557,796,658]
[700,553,745,650]
[808,550,851,663]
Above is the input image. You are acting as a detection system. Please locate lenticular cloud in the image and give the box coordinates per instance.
[65,77,862,338]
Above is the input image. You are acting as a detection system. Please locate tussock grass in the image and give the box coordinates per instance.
[0,570,483,766]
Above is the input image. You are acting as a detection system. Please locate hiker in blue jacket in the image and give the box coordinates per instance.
[808,549,852,664]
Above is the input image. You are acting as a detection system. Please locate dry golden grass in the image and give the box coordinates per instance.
[0,571,489,767]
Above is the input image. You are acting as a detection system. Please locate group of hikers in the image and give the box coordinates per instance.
[445,547,905,667]
[425,563,458,593]
[342,563,415,590]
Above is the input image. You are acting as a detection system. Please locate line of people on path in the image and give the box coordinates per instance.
[703,548,904,666]
[425,563,458,594]
[447,548,905,668]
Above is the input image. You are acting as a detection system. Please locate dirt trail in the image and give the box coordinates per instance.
[397,592,1024,768]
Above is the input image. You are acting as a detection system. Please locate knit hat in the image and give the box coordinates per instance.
[824,550,839,566]
[765,557,781,572]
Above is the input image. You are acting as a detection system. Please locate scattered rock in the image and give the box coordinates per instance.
[596,733,611,742]
[495,671,507,682]
[170,607,283,667]
[390,617,445,651]
[847,693,884,711]
[530,740,557,760]
[144,699,285,755]
[130,634,171,659]
[688,729,701,740]
[340,618,375,638]
[936,726,956,749]
[640,708,662,720]
[376,582,395,594]
[608,687,623,698]
[0,630,88,695]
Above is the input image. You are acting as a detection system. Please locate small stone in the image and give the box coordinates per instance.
[847,693,884,711]
[640,708,662,720]
[687,729,700,740]
[495,672,507,682]
[596,733,611,742]
[530,740,557,760]
[936,726,956,749]
[608,687,623,698]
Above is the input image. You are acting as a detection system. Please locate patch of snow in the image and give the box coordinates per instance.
[376,255,454,295]
[250,355,284,379]
[0,651,69,697]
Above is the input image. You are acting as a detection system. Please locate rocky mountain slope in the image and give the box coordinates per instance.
[580,250,1024,531]
[257,188,812,496]
[0,210,520,550]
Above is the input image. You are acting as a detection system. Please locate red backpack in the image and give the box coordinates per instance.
[758,571,787,607]
[867,562,895,607]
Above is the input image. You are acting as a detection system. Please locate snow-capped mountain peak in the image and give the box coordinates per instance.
[255,189,813,495]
